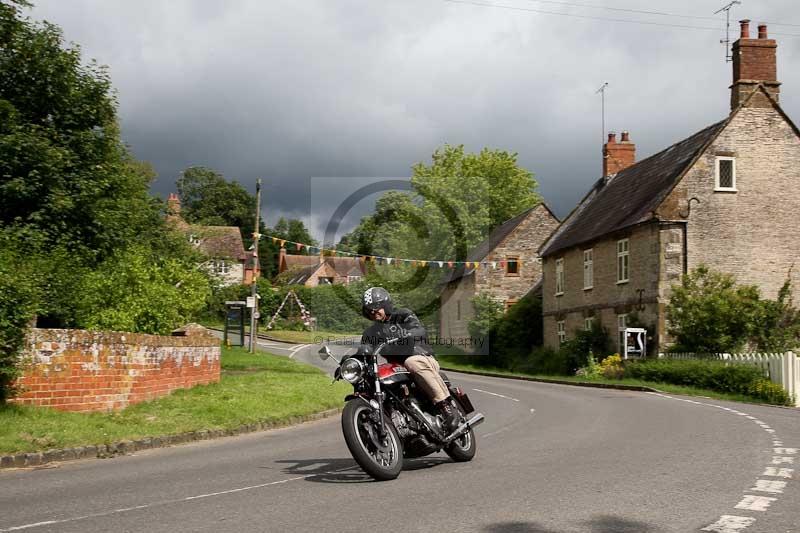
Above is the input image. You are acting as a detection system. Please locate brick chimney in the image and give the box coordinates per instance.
[278,246,287,273]
[731,20,780,110]
[167,193,181,215]
[603,131,636,177]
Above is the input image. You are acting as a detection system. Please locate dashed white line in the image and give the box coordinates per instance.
[734,495,776,512]
[0,466,356,532]
[701,515,756,532]
[749,479,787,494]
[762,467,793,479]
[471,388,520,402]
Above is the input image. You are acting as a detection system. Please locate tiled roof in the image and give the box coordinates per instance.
[191,225,246,260]
[540,119,728,257]
[287,264,325,285]
[283,254,321,269]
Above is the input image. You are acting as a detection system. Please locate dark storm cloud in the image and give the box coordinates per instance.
[29,0,800,238]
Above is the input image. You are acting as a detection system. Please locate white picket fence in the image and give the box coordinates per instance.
[657,351,799,407]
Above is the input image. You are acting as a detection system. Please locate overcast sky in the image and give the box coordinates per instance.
[27,0,800,243]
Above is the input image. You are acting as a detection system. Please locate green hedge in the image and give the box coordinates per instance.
[625,359,793,405]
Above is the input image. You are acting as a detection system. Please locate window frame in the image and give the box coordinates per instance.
[583,248,593,290]
[617,313,628,350]
[557,320,566,344]
[214,259,230,275]
[555,258,565,296]
[584,317,595,331]
[616,239,629,284]
[505,256,520,277]
[714,156,737,192]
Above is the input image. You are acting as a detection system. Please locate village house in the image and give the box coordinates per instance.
[439,203,560,345]
[166,194,258,286]
[539,21,800,352]
[277,246,366,286]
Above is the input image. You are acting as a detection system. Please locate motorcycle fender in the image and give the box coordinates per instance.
[345,394,376,410]
[450,387,475,415]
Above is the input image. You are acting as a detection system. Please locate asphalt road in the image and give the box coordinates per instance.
[1,339,798,533]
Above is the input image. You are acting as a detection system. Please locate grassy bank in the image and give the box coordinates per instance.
[263,329,359,344]
[436,353,772,405]
[0,347,349,455]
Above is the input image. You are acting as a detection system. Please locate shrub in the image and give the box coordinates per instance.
[488,292,544,367]
[600,354,625,379]
[667,265,800,352]
[625,359,765,395]
[559,323,611,373]
[468,292,503,347]
[747,379,794,406]
[510,346,570,376]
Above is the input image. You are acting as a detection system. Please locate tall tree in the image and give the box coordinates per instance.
[0,0,162,260]
[176,166,255,230]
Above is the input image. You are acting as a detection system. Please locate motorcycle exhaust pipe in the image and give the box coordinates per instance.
[443,412,485,444]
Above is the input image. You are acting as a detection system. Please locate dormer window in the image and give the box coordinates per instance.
[715,156,737,191]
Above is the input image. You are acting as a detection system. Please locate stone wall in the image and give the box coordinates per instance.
[542,223,661,349]
[12,328,220,412]
[659,104,800,305]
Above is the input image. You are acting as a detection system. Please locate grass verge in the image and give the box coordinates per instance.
[0,346,349,455]
[436,353,773,406]
[262,329,359,344]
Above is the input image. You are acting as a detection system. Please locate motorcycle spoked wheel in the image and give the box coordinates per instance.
[444,404,476,462]
[341,399,403,481]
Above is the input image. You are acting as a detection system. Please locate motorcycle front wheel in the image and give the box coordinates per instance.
[341,399,403,481]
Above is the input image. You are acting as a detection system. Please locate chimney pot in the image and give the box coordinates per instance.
[621,131,630,142]
[603,131,635,177]
[607,132,616,144]
[740,19,750,39]
[758,24,767,39]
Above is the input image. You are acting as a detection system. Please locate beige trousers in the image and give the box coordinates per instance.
[403,355,450,404]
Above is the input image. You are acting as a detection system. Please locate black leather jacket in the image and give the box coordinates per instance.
[360,308,433,364]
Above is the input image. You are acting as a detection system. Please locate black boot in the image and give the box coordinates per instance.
[437,398,460,435]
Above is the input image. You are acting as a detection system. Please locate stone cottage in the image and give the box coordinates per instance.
[439,203,560,345]
[539,21,800,352]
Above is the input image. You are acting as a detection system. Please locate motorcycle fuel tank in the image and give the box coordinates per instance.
[378,362,412,385]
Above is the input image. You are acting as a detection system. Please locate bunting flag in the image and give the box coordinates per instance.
[266,234,525,270]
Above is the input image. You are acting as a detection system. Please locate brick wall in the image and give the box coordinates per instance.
[12,329,221,412]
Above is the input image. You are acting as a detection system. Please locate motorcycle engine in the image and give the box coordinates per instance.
[390,408,414,439]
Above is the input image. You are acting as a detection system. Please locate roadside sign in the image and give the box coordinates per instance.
[623,328,647,359]
[246,296,255,308]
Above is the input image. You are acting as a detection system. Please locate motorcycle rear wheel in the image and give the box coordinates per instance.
[341,399,403,481]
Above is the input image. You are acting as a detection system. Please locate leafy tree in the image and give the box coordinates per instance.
[176,166,255,230]
[76,245,211,335]
[666,265,800,353]
[260,217,317,278]
[467,292,503,346]
[0,1,163,261]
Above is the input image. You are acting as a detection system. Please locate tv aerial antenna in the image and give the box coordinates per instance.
[596,82,608,175]
[715,0,741,62]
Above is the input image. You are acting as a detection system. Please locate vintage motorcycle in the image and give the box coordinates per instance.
[319,339,484,481]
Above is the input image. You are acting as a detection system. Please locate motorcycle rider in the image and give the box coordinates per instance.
[360,286,461,434]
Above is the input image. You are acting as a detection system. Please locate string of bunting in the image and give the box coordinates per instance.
[267,235,521,270]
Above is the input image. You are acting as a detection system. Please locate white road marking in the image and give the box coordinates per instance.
[734,495,776,512]
[288,344,309,358]
[749,480,787,494]
[471,388,520,402]
[701,515,756,532]
[774,447,797,455]
[772,456,794,465]
[0,466,355,532]
[762,467,793,479]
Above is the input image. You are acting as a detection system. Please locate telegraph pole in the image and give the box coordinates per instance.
[249,179,262,353]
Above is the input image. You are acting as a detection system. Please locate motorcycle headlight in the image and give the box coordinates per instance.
[340,357,365,384]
